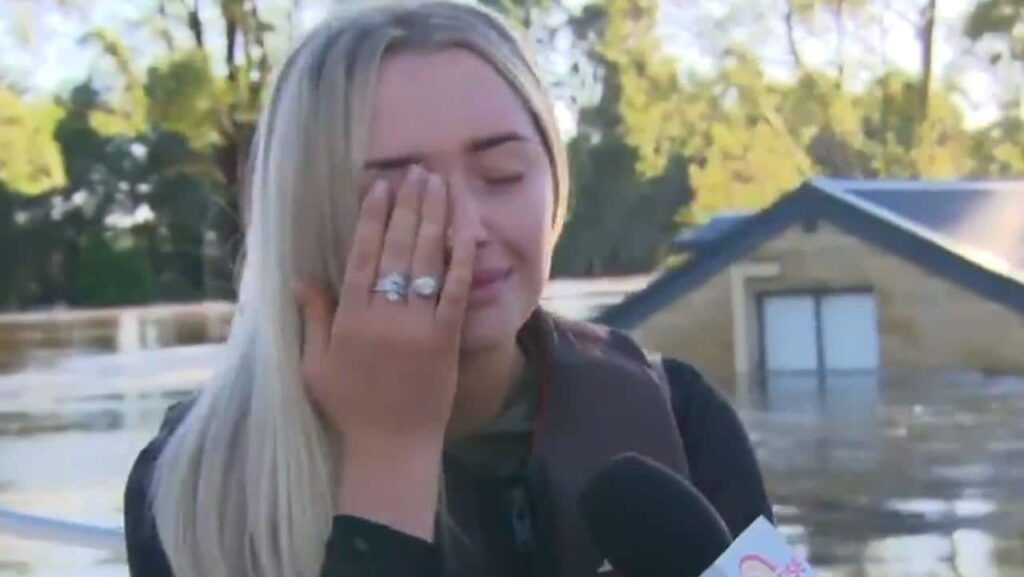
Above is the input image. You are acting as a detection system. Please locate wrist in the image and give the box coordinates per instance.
[341,431,446,459]
[335,438,445,542]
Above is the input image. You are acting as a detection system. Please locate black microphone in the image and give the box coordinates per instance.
[578,453,733,577]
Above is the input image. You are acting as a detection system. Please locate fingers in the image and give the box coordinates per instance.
[436,194,477,329]
[374,166,426,304]
[409,173,448,309]
[340,180,391,308]
[294,281,334,378]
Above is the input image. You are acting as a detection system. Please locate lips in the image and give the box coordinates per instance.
[471,268,511,290]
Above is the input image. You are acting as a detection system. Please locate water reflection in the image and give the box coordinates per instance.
[739,370,1024,576]
[1,306,1022,576]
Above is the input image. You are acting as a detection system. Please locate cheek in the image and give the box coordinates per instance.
[500,177,554,272]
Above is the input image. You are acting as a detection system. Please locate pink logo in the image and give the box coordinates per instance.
[739,554,776,577]
[740,554,809,577]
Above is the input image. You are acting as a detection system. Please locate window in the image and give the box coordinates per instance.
[760,291,880,374]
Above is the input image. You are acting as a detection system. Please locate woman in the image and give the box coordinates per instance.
[123,2,773,577]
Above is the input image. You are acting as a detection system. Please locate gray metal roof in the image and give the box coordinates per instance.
[817,178,1024,276]
[599,178,1024,328]
[673,212,754,251]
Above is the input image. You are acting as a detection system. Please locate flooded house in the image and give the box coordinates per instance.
[597,178,1024,388]
[2,180,1023,577]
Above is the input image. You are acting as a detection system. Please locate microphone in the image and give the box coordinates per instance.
[578,453,733,577]
[578,454,819,577]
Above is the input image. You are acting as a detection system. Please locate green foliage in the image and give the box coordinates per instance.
[0,89,67,195]
[599,0,689,178]
[0,0,1022,309]
[146,51,223,150]
[83,29,147,136]
[965,0,1024,62]
[553,132,689,276]
[0,184,23,308]
[852,73,973,178]
[74,231,157,306]
[970,112,1024,176]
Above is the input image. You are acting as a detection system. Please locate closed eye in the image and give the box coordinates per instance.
[485,174,525,186]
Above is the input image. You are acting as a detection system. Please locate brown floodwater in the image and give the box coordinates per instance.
[0,303,1021,577]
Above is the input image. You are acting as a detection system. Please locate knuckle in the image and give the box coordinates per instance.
[390,206,417,226]
[389,234,415,254]
[418,222,444,242]
[348,245,376,271]
[360,198,388,220]
[448,270,471,289]
[434,310,459,334]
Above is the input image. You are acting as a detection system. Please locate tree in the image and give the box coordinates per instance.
[964,0,1024,179]
[0,89,67,195]
[481,0,692,276]
[1,0,1021,308]
[85,1,287,295]
[965,0,1024,63]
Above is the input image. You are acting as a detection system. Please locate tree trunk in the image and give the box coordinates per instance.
[188,0,204,48]
[836,0,846,88]
[919,0,937,119]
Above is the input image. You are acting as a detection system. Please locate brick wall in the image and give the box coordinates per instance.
[631,222,1024,379]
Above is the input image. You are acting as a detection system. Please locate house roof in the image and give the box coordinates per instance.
[598,178,1024,329]
[827,179,1024,274]
[673,212,753,252]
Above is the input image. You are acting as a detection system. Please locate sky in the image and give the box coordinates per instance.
[0,0,1016,130]
[656,0,1009,128]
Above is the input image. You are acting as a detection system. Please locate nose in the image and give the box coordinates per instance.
[446,173,488,249]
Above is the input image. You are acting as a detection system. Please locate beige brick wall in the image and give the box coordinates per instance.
[631,222,1024,379]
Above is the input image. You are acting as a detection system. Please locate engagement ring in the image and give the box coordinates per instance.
[372,272,408,302]
[410,276,440,298]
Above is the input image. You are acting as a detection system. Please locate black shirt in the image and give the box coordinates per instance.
[123,357,772,577]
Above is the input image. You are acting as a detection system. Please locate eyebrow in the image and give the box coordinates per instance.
[363,131,533,171]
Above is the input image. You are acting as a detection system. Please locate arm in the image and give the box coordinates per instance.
[662,358,774,535]
[328,440,445,577]
[124,438,175,577]
[123,425,443,577]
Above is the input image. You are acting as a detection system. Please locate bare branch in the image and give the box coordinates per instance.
[288,0,303,44]
[224,5,238,84]
[247,0,272,100]
[188,0,204,48]
[784,0,808,71]
[919,0,937,118]
[154,0,177,53]
[836,0,846,88]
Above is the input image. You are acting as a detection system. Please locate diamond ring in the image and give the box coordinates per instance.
[371,272,408,302]
[410,276,440,298]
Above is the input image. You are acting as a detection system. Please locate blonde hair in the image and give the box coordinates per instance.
[148,2,569,577]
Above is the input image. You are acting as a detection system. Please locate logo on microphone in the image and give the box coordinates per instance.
[740,553,809,577]
[596,559,615,574]
[740,555,776,577]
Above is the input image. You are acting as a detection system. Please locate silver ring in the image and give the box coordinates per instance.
[410,276,440,298]
[372,272,408,302]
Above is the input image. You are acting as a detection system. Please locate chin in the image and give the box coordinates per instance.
[458,303,530,355]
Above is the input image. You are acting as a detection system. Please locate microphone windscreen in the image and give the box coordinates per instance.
[578,453,733,577]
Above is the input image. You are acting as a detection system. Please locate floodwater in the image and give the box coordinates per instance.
[0,303,1022,577]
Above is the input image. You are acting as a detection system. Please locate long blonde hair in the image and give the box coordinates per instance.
[149,2,569,577]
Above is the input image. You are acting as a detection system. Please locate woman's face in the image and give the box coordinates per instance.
[363,48,556,353]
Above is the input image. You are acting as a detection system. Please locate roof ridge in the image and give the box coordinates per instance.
[813,177,1024,283]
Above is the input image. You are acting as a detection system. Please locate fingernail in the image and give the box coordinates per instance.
[427,173,443,192]
[372,179,388,197]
